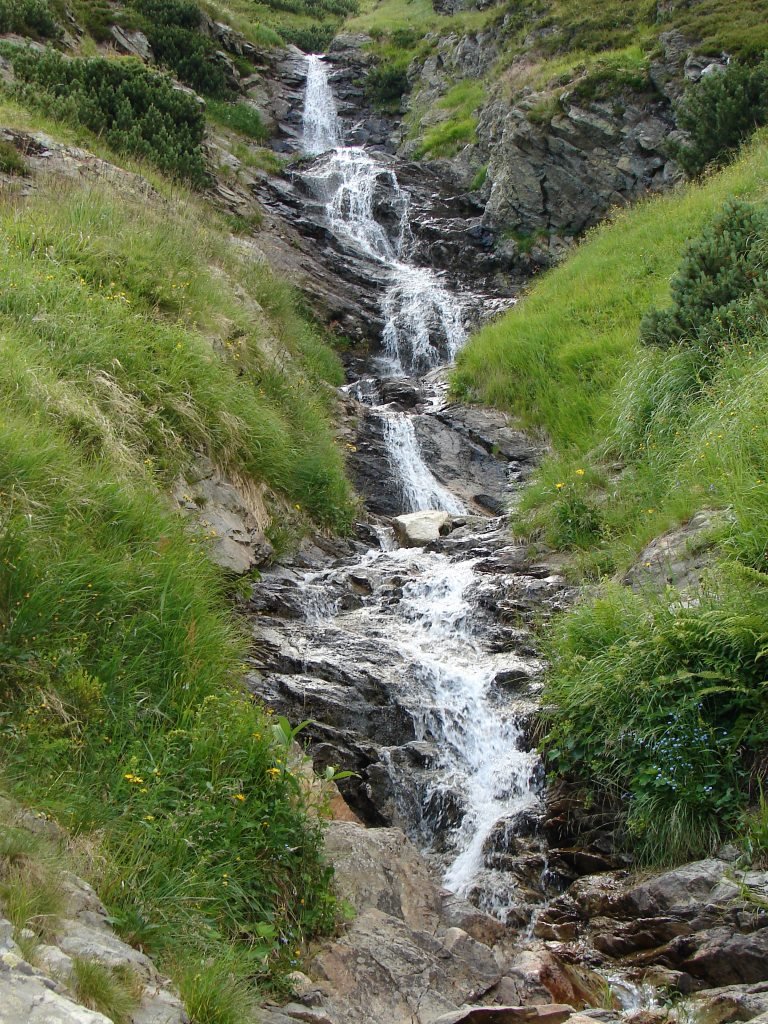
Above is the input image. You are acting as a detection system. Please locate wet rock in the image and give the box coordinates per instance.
[379,377,422,408]
[392,510,451,545]
[439,893,507,946]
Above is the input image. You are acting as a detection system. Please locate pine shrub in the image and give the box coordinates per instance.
[639,199,768,354]
[674,56,768,176]
[0,0,59,39]
[4,48,208,184]
[131,0,233,99]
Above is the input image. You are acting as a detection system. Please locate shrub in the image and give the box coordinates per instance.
[639,199,768,354]
[543,570,768,863]
[0,139,27,175]
[0,0,59,38]
[674,56,768,176]
[365,63,410,111]
[4,47,209,184]
[278,22,335,53]
[131,0,234,98]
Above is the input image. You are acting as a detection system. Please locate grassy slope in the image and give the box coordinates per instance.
[453,132,768,863]
[0,108,354,1016]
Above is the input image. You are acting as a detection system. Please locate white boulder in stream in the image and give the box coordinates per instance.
[392,510,450,546]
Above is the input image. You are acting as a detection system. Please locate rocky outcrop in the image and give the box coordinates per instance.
[533,857,768,989]
[173,456,273,574]
[623,509,719,593]
[259,819,602,1024]
[0,804,185,1024]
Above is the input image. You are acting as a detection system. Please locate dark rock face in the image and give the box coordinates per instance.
[533,858,768,989]
[478,97,680,239]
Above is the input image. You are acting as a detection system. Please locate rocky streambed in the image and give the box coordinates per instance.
[242,49,768,1024]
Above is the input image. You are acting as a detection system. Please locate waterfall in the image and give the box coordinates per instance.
[382,263,466,374]
[396,557,539,897]
[300,55,465,378]
[302,54,341,155]
[381,413,465,514]
[294,55,542,914]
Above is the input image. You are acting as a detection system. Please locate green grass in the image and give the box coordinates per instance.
[70,960,142,1024]
[454,133,768,453]
[412,80,486,158]
[455,130,768,865]
[206,99,269,141]
[0,173,353,1010]
[346,0,501,38]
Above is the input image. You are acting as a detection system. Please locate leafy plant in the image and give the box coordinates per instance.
[673,56,768,176]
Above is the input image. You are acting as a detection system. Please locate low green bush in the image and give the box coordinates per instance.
[640,199,768,354]
[278,22,335,53]
[3,47,208,184]
[543,569,768,863]
[0,0,59,38]
[674,55,768,176]
[365,62,410,111]
[131,0,234,98]
[0,139,26,175]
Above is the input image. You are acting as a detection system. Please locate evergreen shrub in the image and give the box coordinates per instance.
[4,47,208,184]
[674,56,768,176]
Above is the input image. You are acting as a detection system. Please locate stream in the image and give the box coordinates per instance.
[246,53,567,923]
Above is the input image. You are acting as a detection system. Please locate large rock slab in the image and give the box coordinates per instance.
[310,908,499,1024]
[324,821,442,933]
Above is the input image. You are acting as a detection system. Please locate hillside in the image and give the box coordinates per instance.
[0,24,356,1014]
[454,129,768,862]
[2,0,768,1022]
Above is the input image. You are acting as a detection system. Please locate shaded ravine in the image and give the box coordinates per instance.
[246,53,567,921]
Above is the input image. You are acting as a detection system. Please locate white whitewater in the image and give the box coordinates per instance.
[396,555,539,894]
[299,56,539,908]
[381,413,465,514]
[382,263,466,375]
[300,55,465,376]
[302,54,341,154]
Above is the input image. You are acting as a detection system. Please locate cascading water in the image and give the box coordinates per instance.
[300,55,465,379]
[381,414,465,514]
[291,54,542,915]
[302,54,341,155]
